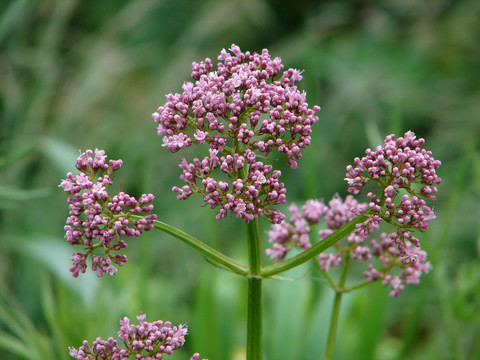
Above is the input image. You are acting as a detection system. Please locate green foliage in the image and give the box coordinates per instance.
[1,0,479,359]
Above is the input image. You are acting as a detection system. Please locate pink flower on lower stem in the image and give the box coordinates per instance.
[266,194,433,297]
[69,313,208,360]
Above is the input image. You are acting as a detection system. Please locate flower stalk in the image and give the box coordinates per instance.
[324,253,351,360]
[247,277,263,360]
[262,214,368,278]
[246,218,263,360]
[131,215,249,276]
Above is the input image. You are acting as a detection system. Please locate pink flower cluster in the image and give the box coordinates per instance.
[365,233,432,297]
[266,194,432,297]
[59,149,157,277]
[152,44,320,223]
[345,131,441,255]
[69,313,207,360]
[172,148,286,223]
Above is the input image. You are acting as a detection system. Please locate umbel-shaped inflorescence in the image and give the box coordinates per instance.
[345,131,441,257]
[59,149,157,277]
[266,194,433,297]
[69,313,207,360]
[152,44,321,224]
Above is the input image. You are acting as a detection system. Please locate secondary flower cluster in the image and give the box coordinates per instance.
[172,148,286,223]
[69,313,206,360]
[345,131,441,255]
[59,149,157,277]
[266,194,432,297]
[152,44,320,223]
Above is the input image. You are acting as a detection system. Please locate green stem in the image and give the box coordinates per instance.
[324,291,343,360]
[324,253,351,360]
[343,279,373,293]
[262,215,367,278]
[246,218,263,360]
[318,262,339,291]
[247,277,262,360]
[132,216,248,276]
[246,218,262,275]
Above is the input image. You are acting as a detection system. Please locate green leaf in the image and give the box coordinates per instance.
[39,137,79,175]
[0,0,30,43]
[0,145,35,170]
[0,330,32,359]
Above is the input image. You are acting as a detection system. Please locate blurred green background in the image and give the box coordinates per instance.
[1,0,479,359]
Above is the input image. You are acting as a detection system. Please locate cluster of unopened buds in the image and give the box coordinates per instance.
[152,44,321,224]
[267,131,440,297]
[345,131,441,257]
[69,313,206,360]
[59,149,157,277]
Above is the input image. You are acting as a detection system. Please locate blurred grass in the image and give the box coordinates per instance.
[1,0,479,359]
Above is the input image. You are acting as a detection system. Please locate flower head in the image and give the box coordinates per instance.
[345,131,441,255]
[153,44,320,223]
[69,313,207,360]
[59,149,157,277]
[345,131,441,197]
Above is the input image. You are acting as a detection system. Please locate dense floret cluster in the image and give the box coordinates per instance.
[69,313,206,360]
[266,194,432,297]
[345,131,441,255]
[365,233,432,297]
[152,44,320,223]
[59,149,157,277]
[345,131,441,198]
[172,148,286,223]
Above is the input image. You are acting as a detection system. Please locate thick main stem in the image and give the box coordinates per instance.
[247,277,262,360]
[246,219,263,360]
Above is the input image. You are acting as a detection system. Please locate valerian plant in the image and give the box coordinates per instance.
[60,45,441,360]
